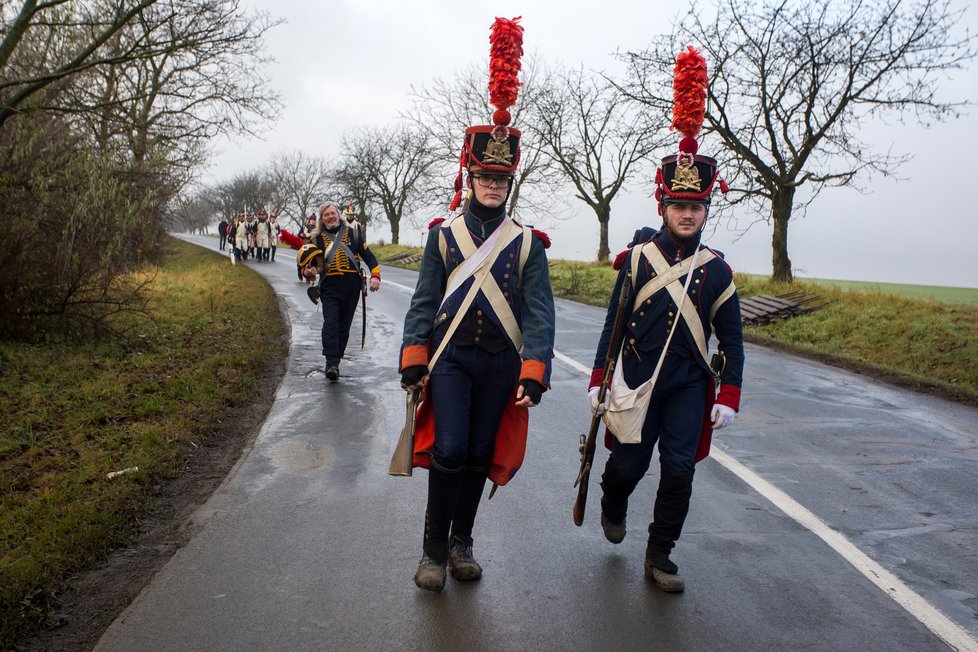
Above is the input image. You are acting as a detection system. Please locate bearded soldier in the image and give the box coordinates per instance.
[588,47,744,593]
[398,17,555,593]
[310,202,380,381]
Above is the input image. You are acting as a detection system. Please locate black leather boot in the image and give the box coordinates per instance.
[448,467,488,580]
[599,462,632,544]
[324,358,340,382]
[416,468,462,592]
[645,468,695,592]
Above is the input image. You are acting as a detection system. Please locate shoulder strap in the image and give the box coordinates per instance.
[644,245,714,365]
[438,226,448,266]
[710,280,737,322]
[427,221,518,371]
[517,224,532,289]
[632,243,716,308]
[323,225,359,270]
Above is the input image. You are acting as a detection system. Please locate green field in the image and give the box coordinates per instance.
[764,275,978,305]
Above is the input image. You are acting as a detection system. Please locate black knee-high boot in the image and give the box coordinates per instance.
[647,468,695,572]
[449,467,488,545]
[600,461,633,525]
[422,468,461,563]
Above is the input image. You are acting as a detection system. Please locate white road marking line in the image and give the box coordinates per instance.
[554,350,978,652]
[328,256,976,649]
[553,349,592,376]
[383,280,416,294]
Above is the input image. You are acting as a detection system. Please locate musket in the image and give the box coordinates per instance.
[388,387,421,476]
[573,268,631,526]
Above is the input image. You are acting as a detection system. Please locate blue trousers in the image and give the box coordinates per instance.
[428,342,520,471]
[607,354,708,485]
[320,273,362,361]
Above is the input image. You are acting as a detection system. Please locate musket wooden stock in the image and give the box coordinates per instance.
[572,269,631,526]
[388,387,420,476]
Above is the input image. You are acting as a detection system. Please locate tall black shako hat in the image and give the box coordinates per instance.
[654,46,729,216]
[448,17,525,212]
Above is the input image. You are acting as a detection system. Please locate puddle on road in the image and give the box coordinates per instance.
[267,440,335,473]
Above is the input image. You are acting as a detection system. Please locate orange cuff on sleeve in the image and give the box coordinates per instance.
[370,266,380,278]
[519,359,547,385]
[400,344,428,371]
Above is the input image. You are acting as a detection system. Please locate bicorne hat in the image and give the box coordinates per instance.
[654,47,728,215]
[297,243,322,268]
[447,17,525,211]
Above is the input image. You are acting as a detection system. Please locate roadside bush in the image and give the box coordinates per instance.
[0,116,167,341]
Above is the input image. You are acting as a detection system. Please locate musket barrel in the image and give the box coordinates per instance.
[572,269,631,525]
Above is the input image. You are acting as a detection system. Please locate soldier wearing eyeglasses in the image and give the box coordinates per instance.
[397,17,555,593]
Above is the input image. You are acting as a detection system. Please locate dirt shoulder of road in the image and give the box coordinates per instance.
[13,322,287,652]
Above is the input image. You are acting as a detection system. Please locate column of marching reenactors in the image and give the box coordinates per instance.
[222,208,283,263]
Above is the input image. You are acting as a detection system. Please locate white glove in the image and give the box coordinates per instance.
[589,387,608,415]
[711,404,736,429]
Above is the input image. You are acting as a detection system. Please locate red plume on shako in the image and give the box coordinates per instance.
[447,17,525,212]
[653,46,729,216]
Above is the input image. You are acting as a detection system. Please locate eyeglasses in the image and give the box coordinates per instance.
[472,174,513,188]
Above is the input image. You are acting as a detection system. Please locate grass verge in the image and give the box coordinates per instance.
[374,243,978,403]
[0,237,286,646]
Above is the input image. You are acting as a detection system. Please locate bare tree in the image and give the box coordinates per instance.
[267,149,333,232]
[339,124,438,245]
[530,64,660,261]
[170,188,216,233]
[2,0,280,184]
[0,0,160,129]
[617,0,978,282]
[211,170,276,219]
[403,53,566,223]
[332,160,377,231]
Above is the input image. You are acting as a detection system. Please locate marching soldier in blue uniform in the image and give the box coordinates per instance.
[398,16,555,593]
[588,47,744,593]
[310,201,381,381]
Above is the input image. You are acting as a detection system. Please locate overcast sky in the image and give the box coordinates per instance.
[206,0,978,289]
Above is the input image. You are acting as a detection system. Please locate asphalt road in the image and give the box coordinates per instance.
[95,234,978,651]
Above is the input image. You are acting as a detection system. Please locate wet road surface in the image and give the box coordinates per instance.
[95,235,978,651]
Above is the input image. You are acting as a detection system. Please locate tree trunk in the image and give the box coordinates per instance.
[770,189,794,283]
[596,206,610,262]
[390,215,400,245]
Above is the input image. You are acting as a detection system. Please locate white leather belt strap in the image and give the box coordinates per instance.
[711,280,736,322]
[644,244,712,366]
[630,244,716,309]
[440,217,527,354]
[428,219,521,371]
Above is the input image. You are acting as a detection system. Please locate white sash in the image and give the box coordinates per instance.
[602,244,705,444]
[439,216,529,353]
[427,219,522,371]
